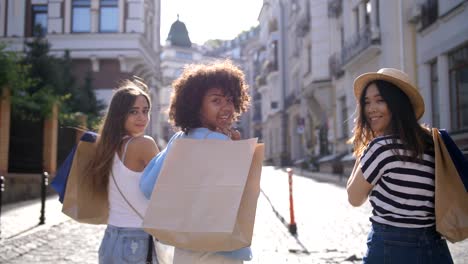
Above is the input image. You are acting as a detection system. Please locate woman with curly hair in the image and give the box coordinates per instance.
[139,60,251,263]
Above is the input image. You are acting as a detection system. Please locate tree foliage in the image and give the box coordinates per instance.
[1,27,104,128]
[16,34,65,120]
[0,43,34,100]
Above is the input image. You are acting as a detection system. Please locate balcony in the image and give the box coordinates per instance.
[329,52,344,78]
[341,25,381,67]
[328,0,342,18]
[420,0,438,30]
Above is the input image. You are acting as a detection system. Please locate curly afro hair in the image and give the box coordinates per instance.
[168,60,250,133]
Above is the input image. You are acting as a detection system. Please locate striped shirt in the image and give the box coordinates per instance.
[360,135,435,228]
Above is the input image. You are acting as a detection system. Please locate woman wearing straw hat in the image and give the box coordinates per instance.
[346,68,453,263]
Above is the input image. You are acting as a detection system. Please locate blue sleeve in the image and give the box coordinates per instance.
[217,247,252,261]
[204,131,230,140]
[139,149,168,199]
[139,132,182,199]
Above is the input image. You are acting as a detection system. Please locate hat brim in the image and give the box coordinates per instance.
[353,72,425,120]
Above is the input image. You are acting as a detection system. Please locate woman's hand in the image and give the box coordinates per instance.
[216,127,241,140]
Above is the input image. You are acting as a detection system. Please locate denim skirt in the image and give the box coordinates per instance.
[98,225,157,264]
[363,222,453,264]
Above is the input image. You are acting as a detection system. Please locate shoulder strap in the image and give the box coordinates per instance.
[110,171,143,219]
[121,136,136,164]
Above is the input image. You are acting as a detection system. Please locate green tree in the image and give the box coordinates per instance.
[16,28,66,120]
[0,44,34,99]
[14,26,104,128]
[74,71,105,129]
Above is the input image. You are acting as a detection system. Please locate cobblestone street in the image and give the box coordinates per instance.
[1,166,467,263]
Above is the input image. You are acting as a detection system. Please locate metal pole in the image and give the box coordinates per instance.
[0,175,4,237]
[287,168,297,235]
[39,172,48,225]
[279,0,289,166]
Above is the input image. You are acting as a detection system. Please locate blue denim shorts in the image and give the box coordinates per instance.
[98,225,158,264]
[363,222,453,264]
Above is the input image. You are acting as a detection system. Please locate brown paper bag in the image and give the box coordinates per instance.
[62,140,109,224]
[142,138,264,252]
[432,128,468,243]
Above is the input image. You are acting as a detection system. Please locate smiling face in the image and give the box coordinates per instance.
[124,95,150,137]
[364,83,392,137]
[199,87,235,131]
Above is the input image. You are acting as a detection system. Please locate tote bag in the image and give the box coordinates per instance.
[51,131,98,203]
[62,140,109,224]
[432,128,468,243]
[143,138,264,252]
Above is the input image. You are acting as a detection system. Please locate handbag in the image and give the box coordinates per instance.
[142,138,264,252]
[432,128,468,243]
[61,138,108,224]
[51,131,98,202]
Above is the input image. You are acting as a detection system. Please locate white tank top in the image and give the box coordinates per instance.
[108,138,149,227]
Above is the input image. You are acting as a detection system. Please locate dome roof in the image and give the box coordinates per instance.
[167,16,192,48]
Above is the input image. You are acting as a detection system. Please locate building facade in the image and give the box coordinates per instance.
[414,0,468,153]
[0,0,162,135]
[249,0,468,172]
[159,18,260,143]
[0,0,162,203]
[158,17,208,143]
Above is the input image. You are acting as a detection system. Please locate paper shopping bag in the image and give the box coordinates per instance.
[62,140,108,224]
[52,131,98,203]
[432,128,468,243]
[143,138,264,252]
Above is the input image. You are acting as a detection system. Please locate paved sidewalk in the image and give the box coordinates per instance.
[289,167,468,263]
[1,195,70,240]
[1,166,467,263]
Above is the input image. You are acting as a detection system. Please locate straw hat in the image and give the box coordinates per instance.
[353,68,425,120]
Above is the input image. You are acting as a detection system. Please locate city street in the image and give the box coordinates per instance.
[1,166,467,263]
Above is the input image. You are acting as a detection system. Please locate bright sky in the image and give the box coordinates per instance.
[160,0,264,45]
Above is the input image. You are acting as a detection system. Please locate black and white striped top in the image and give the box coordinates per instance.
[360,135,435,228]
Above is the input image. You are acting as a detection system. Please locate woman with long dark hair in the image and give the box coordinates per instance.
[347,68,453,263]
[84,80,160,263]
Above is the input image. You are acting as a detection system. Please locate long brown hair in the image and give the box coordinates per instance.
[83,80,151,198]
[352,80,432,159]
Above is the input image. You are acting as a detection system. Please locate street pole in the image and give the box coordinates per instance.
[39,172,48,225]
[279,0,289,166]
[0,175,4,237]
[287,168,297,235]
